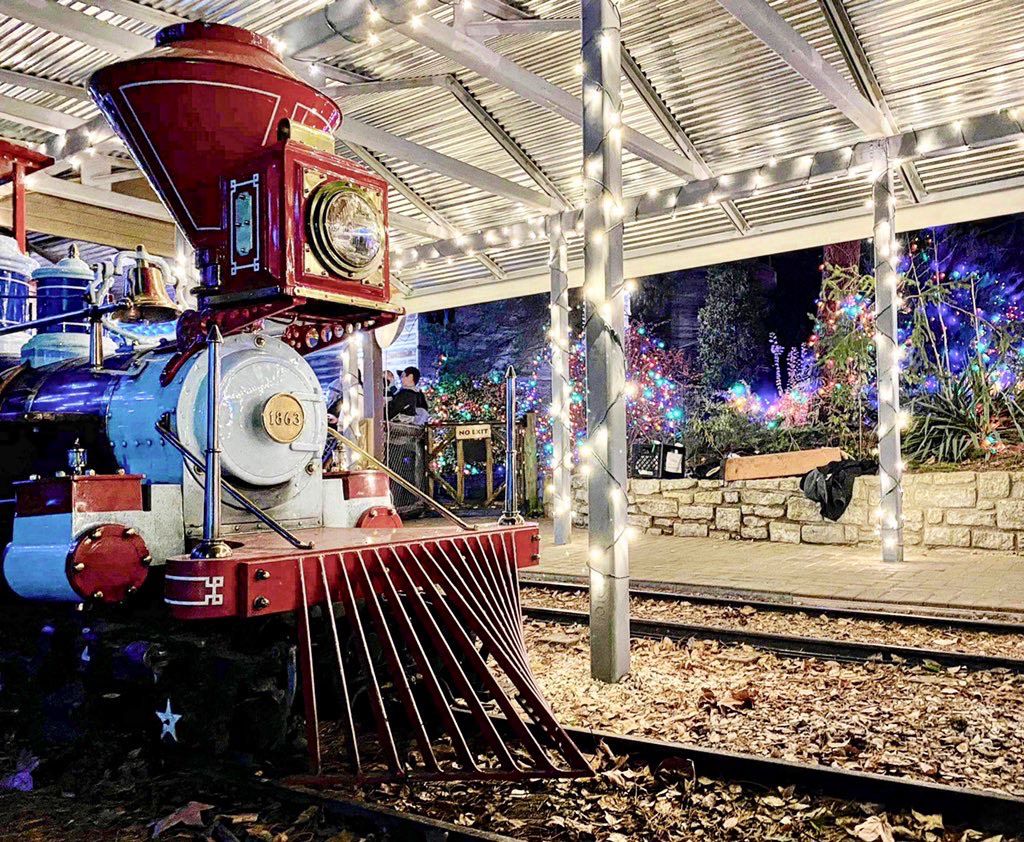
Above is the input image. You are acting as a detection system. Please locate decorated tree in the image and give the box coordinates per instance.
[423,317,695,471]
[696,261,769,394]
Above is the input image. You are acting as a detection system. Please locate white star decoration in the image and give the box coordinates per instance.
[156,698,182,742]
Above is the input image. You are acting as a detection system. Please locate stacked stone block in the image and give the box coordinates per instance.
[568,470,1024,552]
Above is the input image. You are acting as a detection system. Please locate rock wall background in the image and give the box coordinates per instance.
[569,470,1024,552]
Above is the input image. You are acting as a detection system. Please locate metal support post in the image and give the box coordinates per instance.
[582,0,630,682]
[873,164,904,563]
[499,365,524,525]
[11,160,25,254]
[362,331,386,460]
[547,216,573,545]
[338,335,364,469]
[192,323,231,559]
[88,266,105,371]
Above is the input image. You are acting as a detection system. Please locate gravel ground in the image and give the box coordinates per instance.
[521,619,1024,798]
[520,587,1024,659]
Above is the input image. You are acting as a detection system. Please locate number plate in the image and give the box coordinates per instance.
[262,393,306,443]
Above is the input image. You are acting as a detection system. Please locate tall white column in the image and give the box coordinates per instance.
[547,216,572,546]
[582,0,630,682]
[873,165,904,563]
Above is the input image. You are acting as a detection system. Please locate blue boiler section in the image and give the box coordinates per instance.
[0,348,195,485]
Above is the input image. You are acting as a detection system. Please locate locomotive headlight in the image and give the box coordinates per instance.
[306,182,385,279]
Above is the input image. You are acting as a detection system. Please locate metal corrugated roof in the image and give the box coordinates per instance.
[0,0,1021,302]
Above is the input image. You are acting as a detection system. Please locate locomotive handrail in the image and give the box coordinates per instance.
[0,300,123,337]
[155,418,315,550]
[326,427,476,531]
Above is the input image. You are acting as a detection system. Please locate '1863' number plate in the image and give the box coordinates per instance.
[262,393,306,443]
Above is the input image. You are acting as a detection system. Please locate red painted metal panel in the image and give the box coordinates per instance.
[88,21,340,254]
[14,474,144,516]
[164,523,540,621]
[65,522,149,602]
[332,469,390,500]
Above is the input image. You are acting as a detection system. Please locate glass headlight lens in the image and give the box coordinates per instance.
[307,182,385,279]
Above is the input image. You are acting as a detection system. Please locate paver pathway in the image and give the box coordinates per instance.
[532,519,1024,612]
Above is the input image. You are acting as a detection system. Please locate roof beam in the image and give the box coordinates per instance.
[621,45,748,234]
[345,141,507,282]
[400,110,1024,264]
[463,19,578,38]
[273,1,699,180]
[471,0,531,20]
[77,0,185,29]
[1,0,152,57]
[444,76,570,208]
[22,62,547,216]
[327,75,449,98]
[338,115,563,211]
[0,92,82,132]
[713,0,887,136]
[402,178,1024,312]
[816,0,928,201]
[25,171,170,219]
[0,68,91,101]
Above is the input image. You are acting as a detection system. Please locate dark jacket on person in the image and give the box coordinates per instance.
[387,387,429,424]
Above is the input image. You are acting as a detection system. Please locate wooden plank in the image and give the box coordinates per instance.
[524,411,539,515]
[0,192,175,255]
[723,447,847,482]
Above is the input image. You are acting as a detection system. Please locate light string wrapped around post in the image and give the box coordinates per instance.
[872,161,904,563]
[582,0,630,683]
[547,216,572,546]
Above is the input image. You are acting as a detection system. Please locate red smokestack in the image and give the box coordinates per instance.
[88,22,341,253]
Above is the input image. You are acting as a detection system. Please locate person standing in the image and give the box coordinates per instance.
[386,366,429,425]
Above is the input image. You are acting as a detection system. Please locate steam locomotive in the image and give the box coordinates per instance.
[0,22,587,783]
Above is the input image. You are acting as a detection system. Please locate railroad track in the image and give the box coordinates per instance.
[258,720,1024,840]
[560,724,1024,835]
[521,603,1024,671]
[520,573,1024,633]
[217,772,523,841]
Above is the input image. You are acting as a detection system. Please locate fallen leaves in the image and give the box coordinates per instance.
[520,587,1024,659]
[521,617,1024,797]
[852,814,895,842]
[151,801,213,837]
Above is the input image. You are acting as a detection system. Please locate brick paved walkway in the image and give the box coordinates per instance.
[532,519,1024,613]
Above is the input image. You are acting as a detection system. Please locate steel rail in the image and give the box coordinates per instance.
[209,770,526,842]
[520,573,1024,634]
[521,605,1024,672]
[560,725,1024,834]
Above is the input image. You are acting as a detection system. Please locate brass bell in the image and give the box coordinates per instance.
[112,245,180,324]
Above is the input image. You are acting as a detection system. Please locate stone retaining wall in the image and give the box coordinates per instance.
[568,470,1024,552]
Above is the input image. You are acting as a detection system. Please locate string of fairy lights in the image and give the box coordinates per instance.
[390,111,1024,273]
[546,217,574,543]
[872,162,905,562]
[579,0,635,616]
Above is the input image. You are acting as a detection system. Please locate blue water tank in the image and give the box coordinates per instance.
[0,235,33,329]
[32,248,93,334]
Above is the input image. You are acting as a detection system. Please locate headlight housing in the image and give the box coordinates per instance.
[306,182,385,280]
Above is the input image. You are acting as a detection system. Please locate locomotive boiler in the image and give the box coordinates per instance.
[0,22,588,784]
